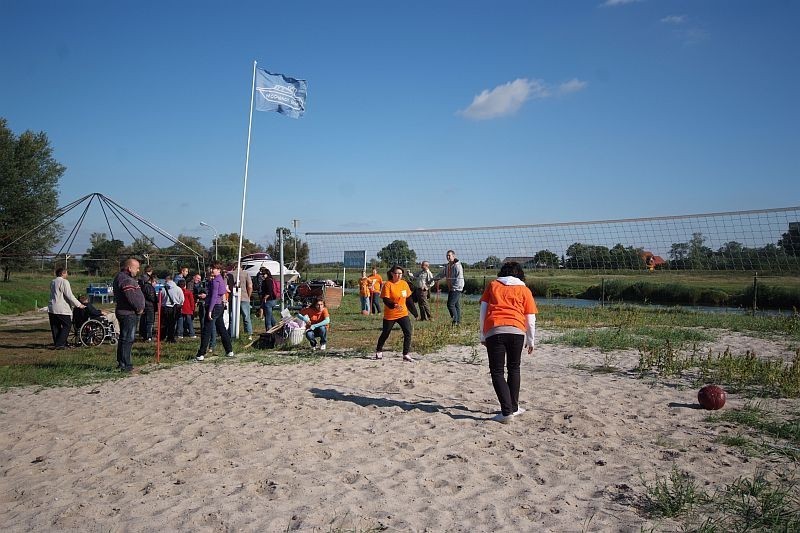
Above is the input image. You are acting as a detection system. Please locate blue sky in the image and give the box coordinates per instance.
[2,0,798,254]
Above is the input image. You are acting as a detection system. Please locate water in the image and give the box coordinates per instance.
[345,289,794,316]
[464,294,794,317]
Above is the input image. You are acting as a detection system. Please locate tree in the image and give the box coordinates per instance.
[377,240,417,268]
[156,234,208,274]
[778,222,799,256]
[0,118,64,281]
[669,242,689,262]
[215,233,263,265]
[82,232,125,276]
[265,227,310,271]
[533,249,559,268]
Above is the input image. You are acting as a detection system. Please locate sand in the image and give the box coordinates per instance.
[0,330,796,532]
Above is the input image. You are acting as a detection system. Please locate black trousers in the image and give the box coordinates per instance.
[49,313,71,348]
[161,306,179,341]
[376,316,413,355]
[486,333,524,416]
[197,304,232,356]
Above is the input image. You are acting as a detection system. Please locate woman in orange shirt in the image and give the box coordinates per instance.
[375,265,414,362]
[479,262,538,423]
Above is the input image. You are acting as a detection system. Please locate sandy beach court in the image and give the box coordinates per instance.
[1,331,796,531]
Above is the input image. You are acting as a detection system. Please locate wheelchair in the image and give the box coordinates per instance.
[70,311,119,347]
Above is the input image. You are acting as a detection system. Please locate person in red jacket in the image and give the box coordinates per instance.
[479,261,538,424]
[177,279,197,338]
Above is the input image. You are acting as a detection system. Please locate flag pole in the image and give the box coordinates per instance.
[232,59,258,339]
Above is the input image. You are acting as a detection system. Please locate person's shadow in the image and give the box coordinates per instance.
[309,387,490,421]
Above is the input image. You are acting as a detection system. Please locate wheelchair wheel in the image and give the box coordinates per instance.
[79,319,106,347]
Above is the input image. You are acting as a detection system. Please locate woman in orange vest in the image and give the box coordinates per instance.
[479,261,538,423]
[375,265,414,362]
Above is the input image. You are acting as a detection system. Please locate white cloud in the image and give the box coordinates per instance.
[459,77,587,120]
[558,78,588,95]
[601,0,642,7]
[458,78,549,120]
[661,15,687,24]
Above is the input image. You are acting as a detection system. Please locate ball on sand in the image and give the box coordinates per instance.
[697,384,726,410]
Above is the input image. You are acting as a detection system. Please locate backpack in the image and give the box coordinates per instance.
[272,279,282,301]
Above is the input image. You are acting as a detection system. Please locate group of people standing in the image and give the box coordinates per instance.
[48,249,538,423]
[357,249,538,423]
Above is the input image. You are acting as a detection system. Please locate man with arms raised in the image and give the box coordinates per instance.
[114,258,145,372]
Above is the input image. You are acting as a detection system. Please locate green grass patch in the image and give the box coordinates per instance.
[641,469,800,531]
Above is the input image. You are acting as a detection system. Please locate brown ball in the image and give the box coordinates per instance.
[698,384,726,410]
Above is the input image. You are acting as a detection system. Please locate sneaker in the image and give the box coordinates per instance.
[402,354,415,363]
[190,335,198,339]
[320,344,327,351]
[512,407,526,417]
[310,344,318,351]
[225,351,235,358]
[248,335,253,341]
[492,413,513,424]
[146,338,153,342]
[195,355,205,362]
[177,336,184,339]
[208,347,214,353]
[375,352,383,360]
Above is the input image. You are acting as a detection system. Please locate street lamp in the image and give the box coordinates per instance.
[200,221,219,261]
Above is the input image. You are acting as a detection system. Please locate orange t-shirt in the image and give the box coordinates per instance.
[380,279,411,321]
[480,280,538,334]
[299,306,330,326]
[358,277,372,297]
[367,274,383,294]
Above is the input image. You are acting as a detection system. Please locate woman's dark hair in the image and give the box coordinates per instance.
[498,261,525,281]
[387,264,404,278]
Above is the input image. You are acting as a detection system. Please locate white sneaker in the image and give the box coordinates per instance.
[492,413,513,424]
[225,352,235,358]
[195,355,205,362]
[320,344,327,351]
[248,335,253,341]
[402,354,415,363]
[208,347,213,353]
[375,352,383,360]
[512,407,526,417]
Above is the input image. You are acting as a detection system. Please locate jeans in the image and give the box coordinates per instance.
[485,333,524,416]
[305,325,328,347]
[177,313,195,337]
[142,307,155,340]
[263,299,277,331]
[197,304,232,356]
[376,316,413,355]
[447,290,462,324]
[48,313,71,348]
[370,293,381,314]
[360,296,370,314]
[116,313,138,370]
[240,300,253,335]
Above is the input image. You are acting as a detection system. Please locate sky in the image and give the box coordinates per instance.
[2,0,798,255]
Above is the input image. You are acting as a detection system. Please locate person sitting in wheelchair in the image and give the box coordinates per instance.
[76,295,119,334]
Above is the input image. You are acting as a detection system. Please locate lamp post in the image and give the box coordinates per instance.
[292,219,299,265]
[200,221,219,261]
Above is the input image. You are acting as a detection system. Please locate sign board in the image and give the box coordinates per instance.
[343,250,366,269]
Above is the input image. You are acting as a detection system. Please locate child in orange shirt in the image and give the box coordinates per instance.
[358,271,371,315]
[375,265,414,362]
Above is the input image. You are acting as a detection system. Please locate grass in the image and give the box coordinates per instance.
[640,468,800,531]
[636,345,800,398]
[707,403,800,460]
